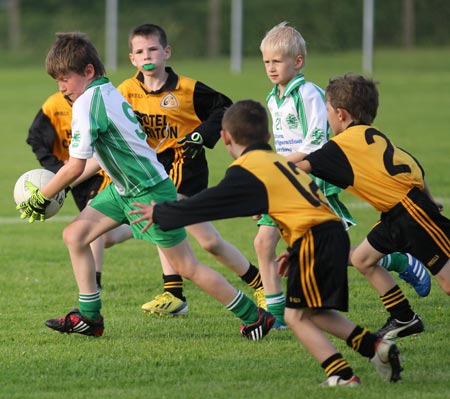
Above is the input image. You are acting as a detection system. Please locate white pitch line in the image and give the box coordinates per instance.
[0,215,77,224]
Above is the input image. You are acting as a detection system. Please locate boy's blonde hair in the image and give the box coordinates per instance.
[46,32,105,79]
[260,22,307,67]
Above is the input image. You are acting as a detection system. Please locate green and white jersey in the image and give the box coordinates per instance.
[266,74,339,197]
[70,77,168,196]
[267,74,329,155]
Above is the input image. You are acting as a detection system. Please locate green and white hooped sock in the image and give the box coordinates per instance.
[266,292,286,325]
[226,290,259,325]
[379,253,408,273]
[79,292,102,320]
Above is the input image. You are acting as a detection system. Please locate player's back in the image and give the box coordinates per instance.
[233,147,340,246]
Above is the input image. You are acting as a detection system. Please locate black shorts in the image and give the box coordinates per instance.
[285,221,350,311]
[71,173,110,211]
[157,148,208,197]
[367,188,450,275]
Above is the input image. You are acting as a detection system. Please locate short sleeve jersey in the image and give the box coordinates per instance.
[305,125,425,212]
[267,74,339,197]
[69,77,168,196]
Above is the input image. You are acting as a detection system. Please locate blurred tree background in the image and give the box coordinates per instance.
[1,0,449,67]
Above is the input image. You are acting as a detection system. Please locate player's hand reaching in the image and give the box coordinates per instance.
[178,132,204,158]
[16,181,51,223]
[129,200,157,233]
[276,251,290,277]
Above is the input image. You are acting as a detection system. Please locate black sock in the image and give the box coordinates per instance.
[163,274,185,301]
[240,263,263,290]
[346,326,378,358]
[321,353,353,380]
[380,285,415,321]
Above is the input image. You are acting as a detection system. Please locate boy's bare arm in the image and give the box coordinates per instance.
[286,151,308,164]
[70,157,102,187]
[296,159,312,173]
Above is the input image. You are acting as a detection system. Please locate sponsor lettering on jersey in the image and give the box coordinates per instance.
[135,111,178,140]
[54,110,70,117]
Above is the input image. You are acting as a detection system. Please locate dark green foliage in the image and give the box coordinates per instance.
[0,0,450,65]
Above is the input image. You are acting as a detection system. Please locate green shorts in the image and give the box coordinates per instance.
[90,179,187,248]
[256,213,278,227]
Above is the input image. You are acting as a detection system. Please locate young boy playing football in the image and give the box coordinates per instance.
[26,91,131,290]
[115,23,265,315]
[17,32,274,340]
[298,73,450,338]
[256,22,430,328]
[129,99,403,386]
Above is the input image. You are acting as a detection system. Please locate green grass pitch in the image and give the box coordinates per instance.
[0,48,449,399]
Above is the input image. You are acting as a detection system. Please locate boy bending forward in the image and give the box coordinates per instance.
[17,33,274,340]
[130,100,402,386]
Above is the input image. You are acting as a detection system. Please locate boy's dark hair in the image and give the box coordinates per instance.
[128,24,168,50]
[326,73,379,125]
[222,100,269,146]
[46,32,105,79]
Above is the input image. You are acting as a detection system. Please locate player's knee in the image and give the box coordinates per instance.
[198,234,222,255]
[253,234,275,257]
[62,225,73,246]
[350,253,374,273]
[284,307,310,327]
[62,224,86,248]
[253,233,265,253]
[171,260,197,280]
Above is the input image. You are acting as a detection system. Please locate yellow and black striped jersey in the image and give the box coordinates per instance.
[305,124,425,212]
[153,143,341,247]
[27,92,72,173]
[117,67,232,153]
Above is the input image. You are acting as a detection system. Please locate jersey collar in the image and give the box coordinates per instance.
[135,67,179,95]
[86,76,110,91]
[266,74,305,104]
[241,142,273,155]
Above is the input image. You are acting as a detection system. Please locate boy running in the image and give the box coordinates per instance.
[116,23,265,315]
[130,99,403,386]
[298,73,450,338]
[17,32,274,340]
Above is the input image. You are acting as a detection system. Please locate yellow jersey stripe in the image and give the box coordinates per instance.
[299,231,322,308]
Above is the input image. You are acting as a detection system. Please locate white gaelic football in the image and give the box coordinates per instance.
[14,168,65,219]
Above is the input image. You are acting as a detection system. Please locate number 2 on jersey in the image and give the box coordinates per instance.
[365,128,411,176]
